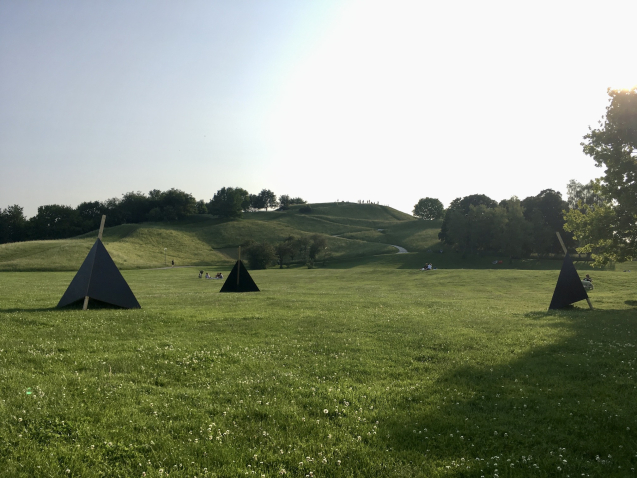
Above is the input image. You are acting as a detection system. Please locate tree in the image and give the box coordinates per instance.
[244,242,276,270]
[439,194,497,244]
[566,179,602,210]
[207,187,250,218]
[28,205,80,239]
[493,198,532,261]
[274,239,294,268]
[257,189,278,211]
[278,195,291,210]
[413,198,444,220]
[565,87,637,265]
[521,189,572,253]
[308,234,328,268]
[0,205,27,244]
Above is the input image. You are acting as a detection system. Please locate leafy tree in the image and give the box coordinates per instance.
[256,189,278,211]
[249,193,264,211]
[76,201,106,232]
[119,191,151,223]
[0,205,27,244]
[439,194,497,244]
[196,200,208,214]
[521,189,571,253]
[290,197,306,205]
[244,241,276,270]
[306,234,329,267]
[207,187,250,218]
[413,197,444,220]
[28,205,80,239]
[278,195,291,209]
[274,240,294,268]
[566,179,602,210]
[493,198,532,260]
[565,87,637,265]
[158,188,197,219]
[293,236,311,262]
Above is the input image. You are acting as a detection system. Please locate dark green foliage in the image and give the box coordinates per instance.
[299,205,313,214]
[195,200,208,214]
[274,236,295,268]
[207,187,251,218]
[565,87,637,265]
[278,195,306,210]
[0,189,199,245]
[566,179,602,210]
[29,205,81,240]
[0,204,27,243]
[413,197,444,220]
[439,194,498,245]
[244,241,276,269]
[521,189,572,253]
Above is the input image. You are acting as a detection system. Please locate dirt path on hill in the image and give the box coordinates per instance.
[391,245,408,253]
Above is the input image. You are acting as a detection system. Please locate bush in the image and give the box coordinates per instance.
[244,242,275,270]
[299,205,313,214]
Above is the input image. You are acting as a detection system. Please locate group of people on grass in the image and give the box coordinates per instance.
[199,271,223,280]
[420,263,434,271]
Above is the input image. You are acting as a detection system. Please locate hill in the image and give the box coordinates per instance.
[0,202,438,271]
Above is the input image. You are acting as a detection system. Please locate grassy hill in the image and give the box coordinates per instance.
[0,203,431,271]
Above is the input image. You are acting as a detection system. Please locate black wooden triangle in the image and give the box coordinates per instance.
[57,239,141,309]
[548,253,588,310]
[219,260,260,292]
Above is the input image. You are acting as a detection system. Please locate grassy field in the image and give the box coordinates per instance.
[1,266,636,477]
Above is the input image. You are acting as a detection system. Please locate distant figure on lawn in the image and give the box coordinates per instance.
[581,274,594,291]
[198,270,203,278]
[171,260,175,267]
[205,272,211,279]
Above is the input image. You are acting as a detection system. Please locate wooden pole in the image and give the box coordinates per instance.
[84,215,107,310]
[556,231,593,310]
[555,231,567,255]
[237,246,241,286]
[98,215,106,240]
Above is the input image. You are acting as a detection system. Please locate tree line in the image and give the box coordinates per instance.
[435,189,579,259]
[410,88,636,265]
[242,234,330,270]
[412,185,605,259]
[0,188,305,244]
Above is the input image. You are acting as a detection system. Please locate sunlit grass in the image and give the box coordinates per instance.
[1,267,636,477]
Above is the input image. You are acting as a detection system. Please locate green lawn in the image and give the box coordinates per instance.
[1,267,636,477]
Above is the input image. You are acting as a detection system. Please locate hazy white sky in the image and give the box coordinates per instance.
[1,0,635,217]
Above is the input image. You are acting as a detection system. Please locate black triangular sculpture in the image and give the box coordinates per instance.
[219,260,260,293]
[57,239,141,309]
[548,253,589,310]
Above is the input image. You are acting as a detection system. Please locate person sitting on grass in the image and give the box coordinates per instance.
[198,270,203,278]
[215,273,223,279]
[205,272,211,279]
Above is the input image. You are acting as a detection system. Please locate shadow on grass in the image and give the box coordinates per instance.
[381,307,637,474]
[0,299,131,314]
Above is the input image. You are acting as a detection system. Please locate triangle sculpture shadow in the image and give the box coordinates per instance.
[219,260,260,293]
[548,253,588,310]
[57,238,141,309]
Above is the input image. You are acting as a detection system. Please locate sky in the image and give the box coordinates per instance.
[1,0,636,218]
